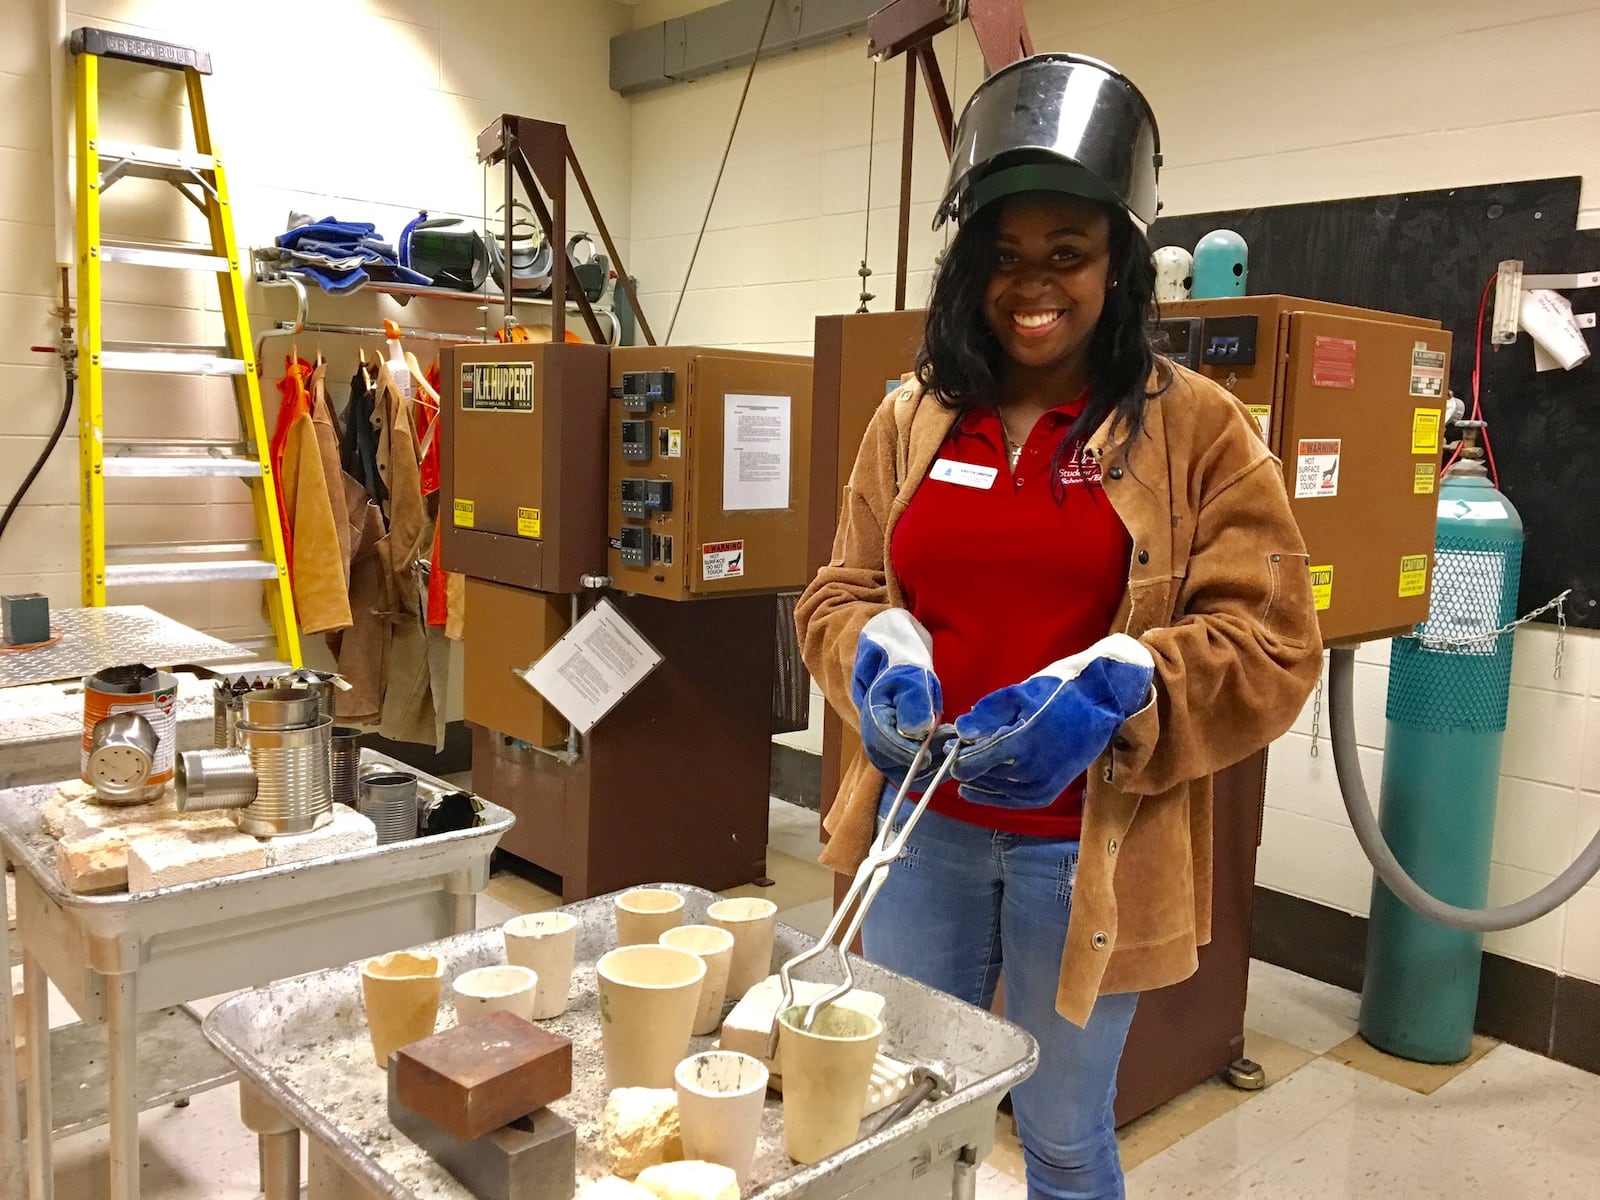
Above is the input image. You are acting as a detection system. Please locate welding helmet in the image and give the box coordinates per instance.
[934,53,1161,231]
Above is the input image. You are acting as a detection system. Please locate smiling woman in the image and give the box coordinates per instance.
[796,52,1322,1200]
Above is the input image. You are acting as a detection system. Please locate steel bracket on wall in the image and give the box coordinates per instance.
[475,115,655,346]
[866,0,1032,308]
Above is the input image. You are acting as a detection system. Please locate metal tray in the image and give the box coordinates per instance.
[0,752,512,1018]
[203,884,1038,1199]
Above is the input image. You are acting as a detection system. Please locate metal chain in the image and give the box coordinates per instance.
[1308,660,1324,758]
[1555,595,1567,681]
[1401,589,1572,655]
[857,60,878,314]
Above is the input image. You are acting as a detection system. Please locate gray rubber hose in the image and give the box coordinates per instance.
[1330,646,1600,932]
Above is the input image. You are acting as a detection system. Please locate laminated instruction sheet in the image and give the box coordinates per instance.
[724,393,792,511]
[518,599,663,734]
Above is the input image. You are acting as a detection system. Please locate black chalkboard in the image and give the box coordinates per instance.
[1151,178,1600,630]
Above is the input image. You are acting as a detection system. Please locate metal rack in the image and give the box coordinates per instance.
[251,256,621,365]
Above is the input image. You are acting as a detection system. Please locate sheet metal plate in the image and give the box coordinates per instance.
[0,606,252,688]
[203,885,1039,1200]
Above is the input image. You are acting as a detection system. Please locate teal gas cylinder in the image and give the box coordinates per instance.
[1191,229,1248,297]
[1359,445,1523,1063]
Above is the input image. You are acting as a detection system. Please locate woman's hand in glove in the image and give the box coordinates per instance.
[951,634,1155,808]
[852,610,956,789]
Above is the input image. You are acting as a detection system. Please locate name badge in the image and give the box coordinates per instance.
[930,458,998,490]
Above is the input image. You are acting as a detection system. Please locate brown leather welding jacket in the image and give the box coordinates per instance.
[796,362,1323,1027]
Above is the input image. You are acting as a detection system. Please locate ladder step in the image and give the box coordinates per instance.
[106,539,264,562]
[94,140,214,178]
[100,241,228,272]
[102,442,262,478]
[99,349,246,376]
[105,561,280,587]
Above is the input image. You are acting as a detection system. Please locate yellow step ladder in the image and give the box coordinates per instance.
[70,26,301,666]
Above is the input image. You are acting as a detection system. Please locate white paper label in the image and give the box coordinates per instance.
[702,540,745,581]
[1437,499,1509,521]
[516,598,664,735]
[1294,439,1341,499]
[1423,548,1506,655]
[930,458,999,490]
[723,394,791,511]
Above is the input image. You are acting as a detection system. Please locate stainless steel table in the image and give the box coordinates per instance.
[203,884,1039,1200]
[0,605,254,688]
[0,755,513,1200]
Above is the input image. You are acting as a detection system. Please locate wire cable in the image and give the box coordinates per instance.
[666,0,782,343]
[0,375,73,547]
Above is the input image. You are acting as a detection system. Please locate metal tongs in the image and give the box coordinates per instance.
[768,730,962,1056]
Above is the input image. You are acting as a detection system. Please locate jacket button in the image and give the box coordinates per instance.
[1108,839,1119,855]
[1092,932,1109,949]
[1137,549,1150,564]
[1108,466,1123,480]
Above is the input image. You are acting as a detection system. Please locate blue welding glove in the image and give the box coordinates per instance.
[852,610,953,790]
[951,634,1155,809]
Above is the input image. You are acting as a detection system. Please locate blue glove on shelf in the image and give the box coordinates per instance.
[951,634,1155,809]
[852,610,953,789]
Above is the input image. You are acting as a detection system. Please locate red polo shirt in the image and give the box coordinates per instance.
[889,396,1131,838]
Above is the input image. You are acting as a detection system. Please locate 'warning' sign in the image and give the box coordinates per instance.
[702,540,745,581]
[1295,439,1341,499]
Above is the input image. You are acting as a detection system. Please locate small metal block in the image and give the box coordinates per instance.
[388,1057,576,1200]
[394,1009,573,1142]
[1,593,50,645]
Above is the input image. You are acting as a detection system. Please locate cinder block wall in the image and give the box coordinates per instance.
[624,0,1600,986]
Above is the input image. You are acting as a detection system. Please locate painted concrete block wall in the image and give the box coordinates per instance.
[626,0,1600,978]
[0,0,634,660]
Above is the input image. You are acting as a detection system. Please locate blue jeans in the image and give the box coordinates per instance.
[863,790,1138,1200]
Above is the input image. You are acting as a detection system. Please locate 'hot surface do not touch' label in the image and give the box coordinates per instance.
[702,540,745,581]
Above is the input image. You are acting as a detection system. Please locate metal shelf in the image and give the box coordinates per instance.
[250,249,619,347]
[19,1005,236,1140]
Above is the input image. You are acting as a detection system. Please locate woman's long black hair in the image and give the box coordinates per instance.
[914,194,1170,481]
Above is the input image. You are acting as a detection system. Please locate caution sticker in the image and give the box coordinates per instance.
[1311,335,1357,389]
[1414,462,1437,494]
[1410,344,1447,398]
[1412,408,1442,454]
[1248,404,1271,440]
[516,507,542,538]
[1294,439,1341,499]
[666,430,683,458]
[1309,564,1333,611]
[702,540,745,581]
[453,498,475,528]
[1398,554,1429,598]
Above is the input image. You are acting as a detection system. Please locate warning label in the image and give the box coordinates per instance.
[1312,336,1357,389]
[1248,404,1271,440]
[1412,408,1442,454]
[1309,564,1333,612]
[1414,462,1437,494]
[1295,439,1341,499]
[1410,345,1447,398]
[1399,554,1429,598]
[453,498,475,528]
[702,540,745,581]
[516,507,541,539]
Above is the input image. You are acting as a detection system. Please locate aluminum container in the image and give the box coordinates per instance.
[274,669,340,722]
[176,748,258,812]
[85,712,159,804]
[330,726,363,808]
[239,688,320,730]
[356,772,417,845]
[234,717,333,837]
